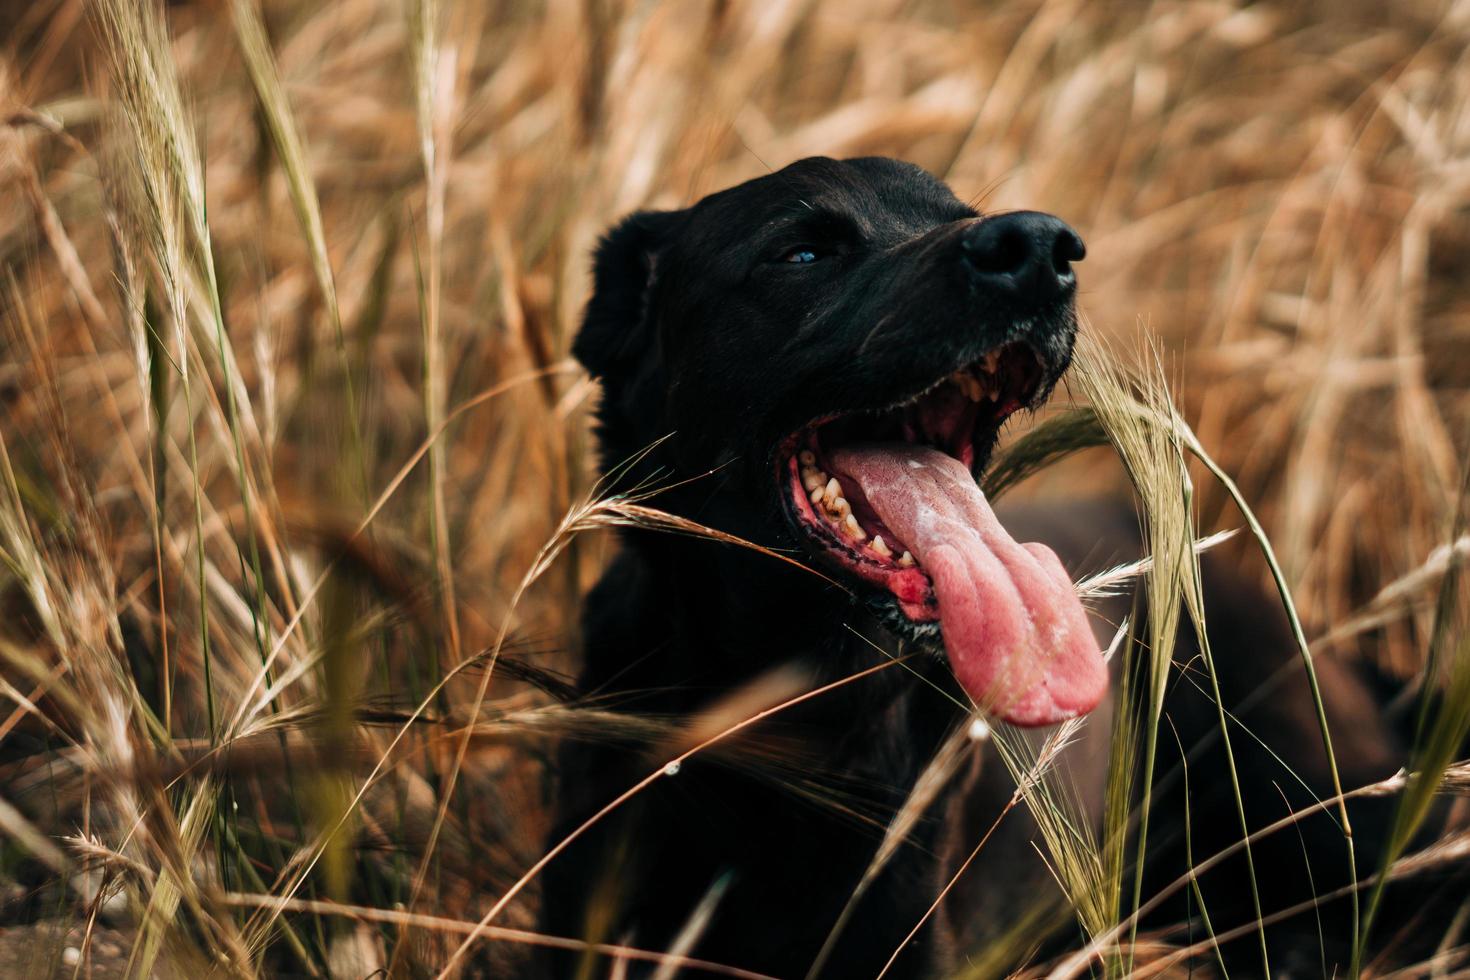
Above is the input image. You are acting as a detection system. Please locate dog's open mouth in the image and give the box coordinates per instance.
[780,342,1107,726]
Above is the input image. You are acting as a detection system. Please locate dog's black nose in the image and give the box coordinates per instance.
[962,212,1085,301]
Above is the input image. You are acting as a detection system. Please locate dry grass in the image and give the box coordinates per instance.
[1,0,1469,976]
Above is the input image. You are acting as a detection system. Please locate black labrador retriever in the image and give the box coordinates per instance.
[539,157,1422,978]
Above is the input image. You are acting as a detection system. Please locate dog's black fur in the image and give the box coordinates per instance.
[539,157,1435,978]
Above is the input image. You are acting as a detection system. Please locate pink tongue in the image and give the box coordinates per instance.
[829,444,1107,726]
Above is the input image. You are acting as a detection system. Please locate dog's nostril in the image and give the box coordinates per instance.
[1053,229,1086,274]
[962,212,1085,298]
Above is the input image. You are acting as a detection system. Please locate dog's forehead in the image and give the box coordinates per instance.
[688,156,975,245]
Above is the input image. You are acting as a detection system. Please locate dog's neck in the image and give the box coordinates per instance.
[560,527,971,978]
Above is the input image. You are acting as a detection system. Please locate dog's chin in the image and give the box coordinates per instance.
[864,592,943,645]
[776,339,1046,626]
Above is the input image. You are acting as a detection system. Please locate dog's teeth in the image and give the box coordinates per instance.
[898,551,915,567]
[798,450,816,466]
[822,478,842,508]
[871,535,892,557]
[843,513,866,540]
[833,497,851,518]
[810,485,825,505]
[988,388,1000,402]
[983,351,1001,373]
[802,468,826,493]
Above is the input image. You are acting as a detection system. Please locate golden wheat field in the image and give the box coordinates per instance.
[1,0,1469,976]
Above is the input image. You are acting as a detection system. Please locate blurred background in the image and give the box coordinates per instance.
[1,0,1467,974]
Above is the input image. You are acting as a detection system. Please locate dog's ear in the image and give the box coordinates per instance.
[574,209,685,380]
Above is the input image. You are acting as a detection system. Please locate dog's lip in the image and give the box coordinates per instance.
[873,343,1050,417]
[773,341,1048,622]
[772,341,1048,475]
[782,448,940,619]
[778,341,1052,453]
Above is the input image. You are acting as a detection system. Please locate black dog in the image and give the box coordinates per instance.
[540,157,1417,978]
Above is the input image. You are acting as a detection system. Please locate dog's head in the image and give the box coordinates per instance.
[577,156,1105,725]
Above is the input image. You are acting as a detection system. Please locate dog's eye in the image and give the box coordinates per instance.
[780,248,821,264]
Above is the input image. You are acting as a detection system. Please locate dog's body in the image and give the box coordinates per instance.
[539,158,1421,977]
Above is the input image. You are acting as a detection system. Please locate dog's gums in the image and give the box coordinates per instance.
[780,341,1107,725]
